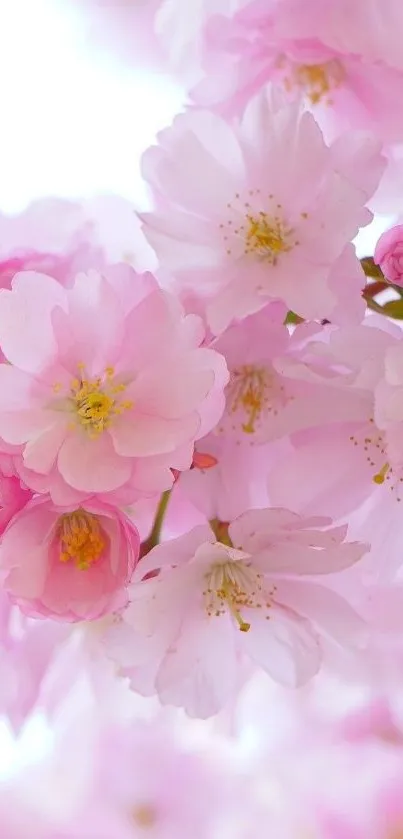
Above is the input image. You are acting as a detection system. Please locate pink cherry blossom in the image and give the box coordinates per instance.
[265,318,403,519]
[0,496,140,621]
[91,718,235,839]
[0,198,104,292]
[176,310,374,521]
[192,0,403,145]
[0,268,228,501]
[0,195,156,294]
[374,225,403,286]
[141,90,381,334]
[105,510,367,717]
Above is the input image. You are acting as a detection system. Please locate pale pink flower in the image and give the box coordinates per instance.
[212,307,371,443]
[91,718,234,839]
[177,310,372,521]
[106,510,367,717]
[266,319,403,522]
[193,0,403,145]
[374,225,403,286]
[0,198,104,291]
[0,195,157,293]
[0,496,140,621]
[0,268,228,500]
[141,90,380,334]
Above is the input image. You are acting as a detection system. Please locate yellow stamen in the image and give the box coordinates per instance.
[58,510,105,570]
[228,365,269,434]
[373,463,390,485]
[290,59,345,105]
[245,212,294,264]
[204,560,274,632]
[68,364,133,437]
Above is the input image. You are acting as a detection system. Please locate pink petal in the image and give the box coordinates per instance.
[111,411,200,457]
[23,418,68,474]
[134,526,213,579]
[132,353,215,419]
[0,271,66,372]
[240,606,321,687]
[267,434,374,519]
[58,431,132,492]
[273,579,368,649]
[52,271,124,373]
[156,609,237,718]
[254,539,367,576]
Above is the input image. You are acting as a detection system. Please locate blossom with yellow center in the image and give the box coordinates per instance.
[58,510,105,570]
[280,56,345,105]
[222,364,289,437]
[244,211,295,264]
[204,559,275,632]
[220,191,297,266]
[56,364,133,438]
[227,365,270,434]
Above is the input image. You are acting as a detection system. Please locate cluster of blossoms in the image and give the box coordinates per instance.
[4,0,403,833]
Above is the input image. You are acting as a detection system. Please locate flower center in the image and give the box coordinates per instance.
[204,559,272,632]
[57,364,133,438]
[281,57,345,105]
[228,365,270,434]
[244,212,294,264]
[222,364,289,437]
[58,510,105,570]
[219,191,298,265]
[132,804,157,829]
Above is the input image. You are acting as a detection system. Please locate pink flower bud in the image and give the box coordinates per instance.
[374,225,403,286]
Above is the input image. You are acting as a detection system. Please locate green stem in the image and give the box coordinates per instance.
[141,490,171,556]
[210,518,233,547]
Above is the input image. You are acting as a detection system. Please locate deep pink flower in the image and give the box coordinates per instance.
[106,510,367,717]
[0,268,228,501]
[0,471,32,535]
[374,225,403,286]
[141,90,381,334]
[0,496,140,621]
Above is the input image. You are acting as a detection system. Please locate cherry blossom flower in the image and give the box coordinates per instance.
[91,718,235,839]
[177,310,372,521]
[265,318,403,519]
[141,90,381,333]
[0,195,156,293]
[106,510,367,717]
[0,496,140,621]
[0,268,228,501]
[192,0,403,145]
